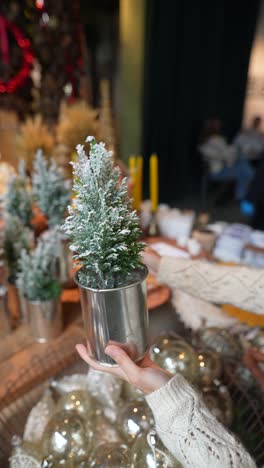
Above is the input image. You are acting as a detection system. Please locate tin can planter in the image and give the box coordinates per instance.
[75,266,149,366]
[27,298,62,343]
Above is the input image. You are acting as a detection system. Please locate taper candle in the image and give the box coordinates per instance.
[134,155,143,211]
[129,155,136,208]
[150,153,158,212]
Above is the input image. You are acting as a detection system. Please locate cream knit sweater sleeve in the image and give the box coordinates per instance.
[158,256,264,314]
[146,374,256,468]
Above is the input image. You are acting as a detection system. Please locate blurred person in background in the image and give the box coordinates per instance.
[234,116,264,164]
[199,118,255,200]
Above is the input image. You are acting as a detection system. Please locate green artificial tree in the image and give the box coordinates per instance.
[16,236,61,302]
[5,160,32,227]
[32,150,71,227]
[62,136,145,289]
[3,215,32,283]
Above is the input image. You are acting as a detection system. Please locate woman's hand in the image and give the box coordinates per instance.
[243,348,264,391]
[76,343,172,395]
[141,246,161,276]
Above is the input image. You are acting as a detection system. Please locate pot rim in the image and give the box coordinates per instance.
[24,297,60,305]
[74,264,148,292]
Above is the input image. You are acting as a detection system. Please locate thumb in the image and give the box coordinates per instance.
[105,345,140,382]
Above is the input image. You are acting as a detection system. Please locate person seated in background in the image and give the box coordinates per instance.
[234,115,264,163]
[241,157,264,230]
[199,118,255,200]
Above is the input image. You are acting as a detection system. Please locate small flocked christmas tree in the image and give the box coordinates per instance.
[62,137,145,289]
[16,237,61,302]
[5,160,32,227]
[32,150,71,228]
[3,215,32,282]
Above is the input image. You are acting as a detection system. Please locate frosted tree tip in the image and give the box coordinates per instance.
[85,136,95,143]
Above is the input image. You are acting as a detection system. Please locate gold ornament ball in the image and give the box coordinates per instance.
[56,390,94,419]
[93,413,124,446]
[198,327,241,359]
[201,382,233,427]
[195,350,222,386]
[150,334,198,382]
[41,410,93,464]
[117,400,154,443]
[89,442,130,467]
[122,381,144,401]
[130,431,182,467]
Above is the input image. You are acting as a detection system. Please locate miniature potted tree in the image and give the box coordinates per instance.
[3,214,32,322]
[62,137,148,366]
[32,150,72,285]
[16,237,62,342]
[5,160,32,228]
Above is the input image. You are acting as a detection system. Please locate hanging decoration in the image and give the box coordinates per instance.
[0,16,34,94]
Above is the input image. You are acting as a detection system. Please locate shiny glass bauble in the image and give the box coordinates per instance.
[195,350,222,386]
[150,334,198,382]
[198,327,241,359]
[130,431,182,467]
[41,410,93,465]
[56,390,94,418]
[122,381,144,401]
[117,400,154,443]
[89,442,130,467]
[93,413,124,446]
[201,382,233,427]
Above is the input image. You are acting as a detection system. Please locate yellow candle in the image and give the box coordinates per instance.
[135,155,143,210]
[129,155,136,208]
[150,153,158,212]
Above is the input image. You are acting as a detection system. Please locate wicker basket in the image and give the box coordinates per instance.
[0,337,85,466]
[1,325,264,467]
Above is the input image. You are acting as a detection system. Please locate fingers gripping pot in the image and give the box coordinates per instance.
[75,266,149,367]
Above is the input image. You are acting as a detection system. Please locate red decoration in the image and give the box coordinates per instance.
[0,16,34,94]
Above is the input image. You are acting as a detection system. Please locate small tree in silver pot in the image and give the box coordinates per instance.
[62,137,148,366]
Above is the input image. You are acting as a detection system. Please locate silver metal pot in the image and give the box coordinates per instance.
[75,266,149,366]
[27,298,62,343]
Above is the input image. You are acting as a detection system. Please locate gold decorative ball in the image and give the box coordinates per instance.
[89,442,130,467]
[198,327,241,359]
[150,334,198,382]
[117,400,154,443]
[122,381,144,401]
[56,390,94,418]
[93,413,124,446]
[41,410,93,464]
[195,350,222,386]
[130,431,182,467]
[201,382,233,427]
